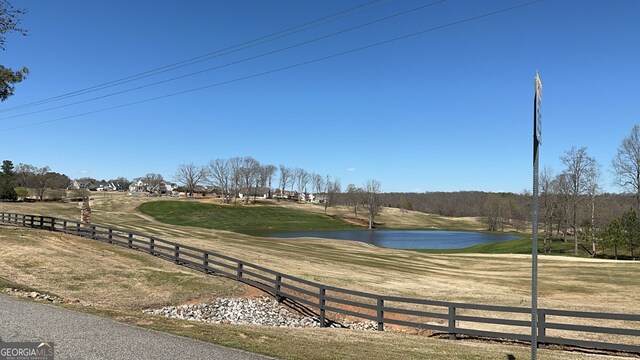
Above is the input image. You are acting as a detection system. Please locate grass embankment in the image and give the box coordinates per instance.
[0,224,630,360]
[0,225,243,309]
[418,237,577,255]
[137,201,360,232]
[138,201,561,256]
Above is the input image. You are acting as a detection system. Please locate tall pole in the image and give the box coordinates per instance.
[531,72,542,359]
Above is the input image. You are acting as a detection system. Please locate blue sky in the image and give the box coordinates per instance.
[1,0,639,193]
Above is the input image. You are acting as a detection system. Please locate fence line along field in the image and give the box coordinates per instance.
[1,193,638,359]
[4,212,638,354]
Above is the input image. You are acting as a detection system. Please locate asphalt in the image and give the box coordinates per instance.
[0,295,276,360]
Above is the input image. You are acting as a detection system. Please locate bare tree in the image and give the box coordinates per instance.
[229,157,243,204]
[259,164,277,199]
[561,146,599,255]
[32,166,51,200]
[311,173,324,197]
[540,166,555,248]
[324,175,341,215]
[345,183,362,219]
[550,172,571,241]
[483,194,508,232]
[13,164,68,200]
[278,165,291,200]
[294,167,309,201]
[238,157,260,204]
[208,158,232,202]
[363,179,382,229]
[585,162,601,254]
[175,164,206,198]
[14,163,35,187]
[612,124,640,212]
[143,173,164,193]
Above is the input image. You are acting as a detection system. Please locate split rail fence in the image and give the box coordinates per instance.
[2,212,640,355]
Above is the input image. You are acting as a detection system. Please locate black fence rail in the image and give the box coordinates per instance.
[2,212,640,355]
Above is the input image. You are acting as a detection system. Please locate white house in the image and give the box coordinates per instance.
[96,181,117,191]
[129,180,147,192]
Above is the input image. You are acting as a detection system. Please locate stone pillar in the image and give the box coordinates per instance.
[81,196,91,226]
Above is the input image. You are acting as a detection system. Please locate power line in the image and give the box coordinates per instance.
[0,0,544,133]
[0,0,448,122]
[0,0,394,114]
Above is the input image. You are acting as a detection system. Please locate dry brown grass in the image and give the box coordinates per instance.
[1,194,638,312]
[0,224,243,309]
[276,200,486,230]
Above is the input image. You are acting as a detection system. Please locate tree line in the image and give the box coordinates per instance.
[172,157,382,229]
[0,160,70,201]
[4,120,640,249]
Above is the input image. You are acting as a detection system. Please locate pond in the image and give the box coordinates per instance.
[259,230,520,250]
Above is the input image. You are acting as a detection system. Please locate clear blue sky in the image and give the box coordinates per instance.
[1,0,639,193]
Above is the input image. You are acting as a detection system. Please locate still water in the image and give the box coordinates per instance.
[262,230,520,250]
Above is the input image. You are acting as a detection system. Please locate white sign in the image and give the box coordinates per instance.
[534,73,543,144]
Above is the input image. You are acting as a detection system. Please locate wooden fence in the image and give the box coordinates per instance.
[2,212,640,354]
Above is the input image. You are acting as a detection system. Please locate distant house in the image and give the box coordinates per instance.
[72,180,96,191]
[312,193,328,204]
[153,182,175,195]
[129,180,147,192]
[96,181,117,191]
[238,186,270,199]
[272,188,297,200]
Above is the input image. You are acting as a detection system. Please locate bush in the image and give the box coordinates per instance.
[1,187,17,201]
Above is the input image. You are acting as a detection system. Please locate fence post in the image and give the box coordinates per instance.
[91,225,96,239]
[149,238,155,255]
[203,252,209,273]
[319,286,326,328]
[39,216,44,228]
[50,218,55,231]
[63,220,67,232]
[275,274,283,302]
[537,309,546,346]
[76,222,80,235]
[108,229,113,244]
[448,306,457,340]
[174,245,180,264]
[128,233,133,249]
[377,296,385,331]
[29,215,34,227]
[236,263,244,280]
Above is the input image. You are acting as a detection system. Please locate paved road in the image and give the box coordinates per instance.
[0,295,276,360]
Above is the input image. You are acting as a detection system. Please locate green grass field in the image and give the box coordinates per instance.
[137,201,360,232]
[417,237,579,255]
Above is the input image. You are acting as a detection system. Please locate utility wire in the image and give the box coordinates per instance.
[0,0,544,133]
[0,0,394,113]
[0,0,448,121]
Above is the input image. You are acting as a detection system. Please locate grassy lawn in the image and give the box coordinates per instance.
[417,237,578,255]
[137,200,361,232]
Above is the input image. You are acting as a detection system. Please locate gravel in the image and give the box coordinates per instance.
[3,287,378,331]
[143,296,378,331]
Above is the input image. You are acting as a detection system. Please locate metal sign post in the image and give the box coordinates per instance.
[531,72,542,359]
